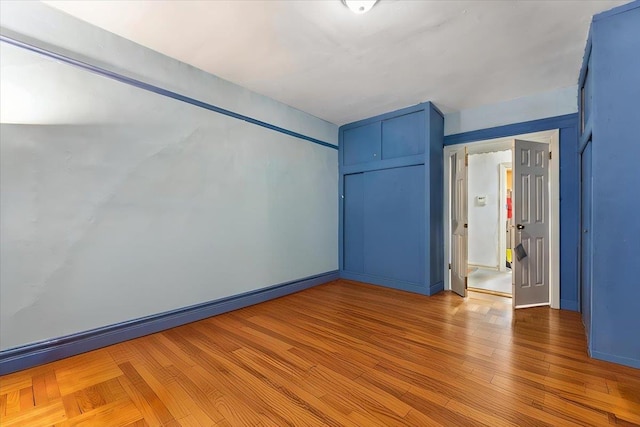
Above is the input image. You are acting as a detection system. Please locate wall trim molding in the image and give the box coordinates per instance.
[0,270,339,375]
[0,34,337,151]
[444,114,578,146]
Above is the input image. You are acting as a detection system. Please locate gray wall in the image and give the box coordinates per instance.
[0,2,338,351]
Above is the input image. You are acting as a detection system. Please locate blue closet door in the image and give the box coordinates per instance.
[581,141,593,337]
[343,173,365,273]
[363,165,426,285]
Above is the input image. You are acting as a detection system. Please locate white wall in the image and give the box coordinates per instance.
[444,86,578,136]
[468,150,512,268]
[0,2,339,351]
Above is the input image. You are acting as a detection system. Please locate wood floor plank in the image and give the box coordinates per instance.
[164,365,226,424]
[183,340,332,427]
[0,372,32,395]
[19,386,34,411]
[1,400,67,426]
[231,347,360,427]
[32,372,50,406]
[444,398,517,427]
[118,361,177,427]
[117,375,164,427]
[132,362,189,420]
[62,393,83,419]
[402,408,447,427]
[120,362,174,422]
[0,393,6,417]
[54,352,123,396]
[58,398,143,427]
[1,280,639,426]
[68,377,128,416]
[158,366,223,426]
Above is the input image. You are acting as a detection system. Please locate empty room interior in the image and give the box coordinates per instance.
[1,0,639,425]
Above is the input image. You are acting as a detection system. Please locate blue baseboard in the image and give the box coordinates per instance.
[429,281,444,296]
[591,350,640,370]
[560,299,579,312]
[0,270,338,375]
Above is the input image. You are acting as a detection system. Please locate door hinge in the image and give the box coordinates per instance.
[465,276,468,288]
[448,263,452,270]
[465,153,469,166]
[549,151,552,160]
[464,223,468,228]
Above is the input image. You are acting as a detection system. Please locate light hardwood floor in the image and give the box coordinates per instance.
[1,280,639,426]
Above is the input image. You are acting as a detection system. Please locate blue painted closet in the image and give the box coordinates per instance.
[578,1,640,368]
[339,103,444,295]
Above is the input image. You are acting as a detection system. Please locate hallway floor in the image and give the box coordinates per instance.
[468,267,512,296]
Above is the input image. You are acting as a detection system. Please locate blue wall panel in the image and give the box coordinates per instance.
[587,4,640,368]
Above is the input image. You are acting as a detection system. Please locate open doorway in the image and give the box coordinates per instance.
[444,129,561,309]
[467,150,513,297]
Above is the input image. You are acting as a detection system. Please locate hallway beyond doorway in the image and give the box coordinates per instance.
[468,267,512,297]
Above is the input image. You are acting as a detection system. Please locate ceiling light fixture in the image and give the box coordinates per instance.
[342,0,378,15]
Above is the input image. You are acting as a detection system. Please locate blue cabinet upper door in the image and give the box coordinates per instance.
[343,173,365,273]
[363,165,426,285]
[381,111,425,160]
[343,122,381,166]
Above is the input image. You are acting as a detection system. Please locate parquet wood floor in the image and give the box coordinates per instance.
[1,280,639,426]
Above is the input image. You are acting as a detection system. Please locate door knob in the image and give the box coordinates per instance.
[516,224,525,230]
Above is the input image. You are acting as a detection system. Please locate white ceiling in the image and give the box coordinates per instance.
[44,0,627,125]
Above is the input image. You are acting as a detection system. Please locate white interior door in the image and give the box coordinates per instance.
[513,140,549,307]
[450,148,468,297]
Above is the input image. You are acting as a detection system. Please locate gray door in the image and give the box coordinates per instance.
[513,140,549,307]
[451,148,468,297]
